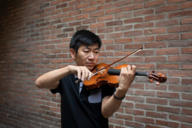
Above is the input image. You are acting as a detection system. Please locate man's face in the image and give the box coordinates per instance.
[71,43,99,71]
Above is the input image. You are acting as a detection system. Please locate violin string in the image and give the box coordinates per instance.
[92,47,143,76]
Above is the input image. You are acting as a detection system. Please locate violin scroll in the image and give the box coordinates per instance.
[148,70,167,83]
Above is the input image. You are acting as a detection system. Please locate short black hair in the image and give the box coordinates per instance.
[70,30,102,54]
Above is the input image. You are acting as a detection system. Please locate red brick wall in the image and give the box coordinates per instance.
[0,0,192,127]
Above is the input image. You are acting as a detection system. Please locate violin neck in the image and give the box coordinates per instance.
[108,69,149,76]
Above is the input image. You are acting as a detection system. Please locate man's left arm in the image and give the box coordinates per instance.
[101,65,136,118]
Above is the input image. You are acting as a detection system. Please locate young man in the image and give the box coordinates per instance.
[35,30,136,128]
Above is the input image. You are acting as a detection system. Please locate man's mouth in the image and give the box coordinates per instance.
[86,63,95,66]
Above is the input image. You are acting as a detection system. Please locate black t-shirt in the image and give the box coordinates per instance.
[50,74,116,128]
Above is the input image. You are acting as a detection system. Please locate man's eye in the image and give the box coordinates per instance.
[84,51,89,53]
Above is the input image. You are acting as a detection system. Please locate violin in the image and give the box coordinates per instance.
[83,63,167,90]
[78,47,167,90]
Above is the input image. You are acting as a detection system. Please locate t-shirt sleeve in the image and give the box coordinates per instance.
[50,80,62,94]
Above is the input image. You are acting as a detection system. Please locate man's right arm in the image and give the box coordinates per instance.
[35,65,92,89]
[35,66,71,89]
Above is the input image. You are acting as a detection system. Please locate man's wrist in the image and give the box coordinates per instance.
[67,65,73,74]
[114,88,127,100]
[113,92,125,100]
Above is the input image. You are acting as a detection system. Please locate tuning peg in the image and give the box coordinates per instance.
[149,78,153,83]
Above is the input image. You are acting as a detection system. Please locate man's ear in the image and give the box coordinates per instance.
[70,48,76,60]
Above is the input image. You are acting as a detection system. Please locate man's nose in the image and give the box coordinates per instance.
[88,52,94,59]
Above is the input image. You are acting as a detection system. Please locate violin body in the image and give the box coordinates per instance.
[83,63,128,89]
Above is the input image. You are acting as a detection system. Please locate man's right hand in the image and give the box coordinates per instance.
[68,65,93,81]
